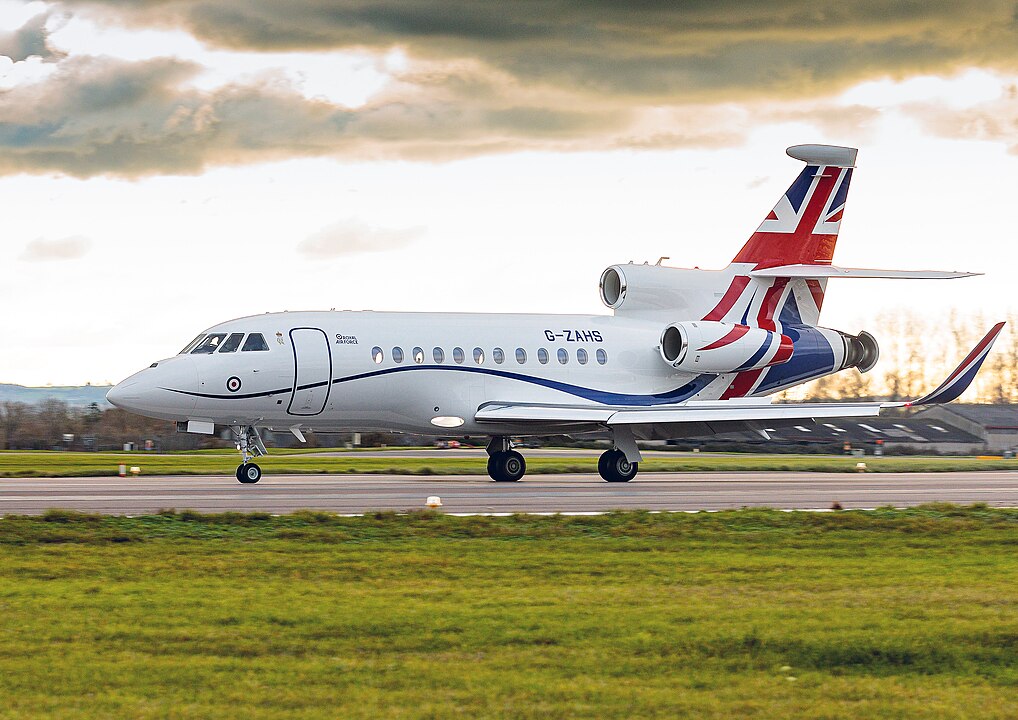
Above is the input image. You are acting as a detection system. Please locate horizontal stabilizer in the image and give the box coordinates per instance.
[749,264,980,280]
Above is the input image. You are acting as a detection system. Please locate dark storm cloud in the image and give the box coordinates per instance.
[0,55,644,176]
[4,1,1012,177]
[0,12,63,62]
[57,0,1018,99]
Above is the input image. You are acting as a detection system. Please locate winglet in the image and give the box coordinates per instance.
[905,322,1005,407]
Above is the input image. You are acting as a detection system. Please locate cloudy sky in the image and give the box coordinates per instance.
[1,0,1016,386]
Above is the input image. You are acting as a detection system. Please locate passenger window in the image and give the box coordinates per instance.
[433,347,445,363]
[372,346,384,364]
[219,333,245,353]
[179,334,206,354]
[577,348,588,365]
[596,349,607,365]
[493,347,505,364]
[515,348,527,364]
[242,333,269,352]
[537,348,549,364]
[392,347,404,364]
[453,347,465,364]
[413,347,424,364]
[473,347,484,364]
[191,334,227,354]
[558,348,568,364]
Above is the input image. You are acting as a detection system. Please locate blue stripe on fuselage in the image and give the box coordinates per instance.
[165,365,719,406]
[336,365,718,406]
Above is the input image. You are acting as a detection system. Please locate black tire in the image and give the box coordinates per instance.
[486,454,502,481]
[597,450,611,478]
[599,450,638,482]
[492,450,526,482]
[238,463,261,484]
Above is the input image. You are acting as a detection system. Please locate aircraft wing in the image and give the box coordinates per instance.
[475,323,1005,433]
[475,399,880,425]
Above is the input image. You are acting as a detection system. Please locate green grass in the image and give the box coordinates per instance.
[1,449,1016,477]
[0,506,1016,718]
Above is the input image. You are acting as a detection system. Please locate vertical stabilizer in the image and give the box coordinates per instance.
[723,144,857,327]
[732,144,856,269]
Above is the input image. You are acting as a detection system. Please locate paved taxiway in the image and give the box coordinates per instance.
[2,471,1016,515]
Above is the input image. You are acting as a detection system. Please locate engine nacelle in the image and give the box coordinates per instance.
[660,321,793,373]
[599,264,732,320]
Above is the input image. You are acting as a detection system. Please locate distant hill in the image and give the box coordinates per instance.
[0,383,114,407]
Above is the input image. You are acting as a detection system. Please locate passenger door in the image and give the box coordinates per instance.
[288,328,332,416]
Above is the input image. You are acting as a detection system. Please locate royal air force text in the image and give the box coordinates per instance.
[544,330,603,342]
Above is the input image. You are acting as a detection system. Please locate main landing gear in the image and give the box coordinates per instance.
[232,425,267,484]
[597,449,638,482]
[486,437,527,482]
[485,431,642,482]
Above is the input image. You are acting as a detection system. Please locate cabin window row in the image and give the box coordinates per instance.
[371,346,607,366]
[180,333,270,355]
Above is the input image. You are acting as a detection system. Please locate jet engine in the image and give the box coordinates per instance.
[599,264,729,319]
[659,321,793,373]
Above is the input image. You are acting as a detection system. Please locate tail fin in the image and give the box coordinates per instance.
[732,144,857,269]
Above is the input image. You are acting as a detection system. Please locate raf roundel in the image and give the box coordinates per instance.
[226,376,242,393]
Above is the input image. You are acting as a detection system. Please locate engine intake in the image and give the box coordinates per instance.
[659,321,793,374]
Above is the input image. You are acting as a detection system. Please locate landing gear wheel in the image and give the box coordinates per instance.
[598,450,638,483]
[237,463,261,484]
[488,450,526,482]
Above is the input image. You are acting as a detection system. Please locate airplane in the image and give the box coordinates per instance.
[106,144,1004,484]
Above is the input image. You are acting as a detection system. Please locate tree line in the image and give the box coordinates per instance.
[779,311,1018,403]
[0,400,204,451]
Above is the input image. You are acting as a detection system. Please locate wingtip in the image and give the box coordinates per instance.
[910,321,1006,406]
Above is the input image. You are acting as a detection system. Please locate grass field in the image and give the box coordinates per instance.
[1,449,1016,477]
[1,506,1016,718]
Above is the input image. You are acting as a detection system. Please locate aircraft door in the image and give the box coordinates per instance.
[288,328,332,416]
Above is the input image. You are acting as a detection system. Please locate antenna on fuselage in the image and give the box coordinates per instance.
[655,256,670,266]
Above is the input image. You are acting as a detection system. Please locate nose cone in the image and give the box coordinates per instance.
[107,357,199,420]
[106,380,138,410]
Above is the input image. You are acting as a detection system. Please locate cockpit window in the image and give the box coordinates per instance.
[191,334,227,354]
[218,333,245,353]
[242,333,269,352]
[179,334,206,354]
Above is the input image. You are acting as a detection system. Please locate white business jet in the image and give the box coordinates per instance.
[107,144,1004,483]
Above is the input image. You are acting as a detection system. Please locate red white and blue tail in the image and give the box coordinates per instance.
[704,145,858,329]
[733,144,856,270]
[906,322,1006,406]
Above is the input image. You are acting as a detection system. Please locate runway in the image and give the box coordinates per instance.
[1,471,1017,515]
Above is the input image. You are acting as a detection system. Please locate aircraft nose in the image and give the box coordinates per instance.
[107,357,198,418]
[106,379,140,410]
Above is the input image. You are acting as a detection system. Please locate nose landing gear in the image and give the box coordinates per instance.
[232,425,267,484]
[237,463,262,484]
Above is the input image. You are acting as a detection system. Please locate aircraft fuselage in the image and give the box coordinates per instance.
[107,309,850,437]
